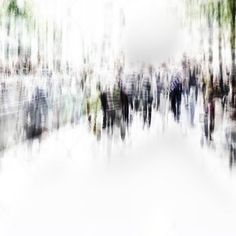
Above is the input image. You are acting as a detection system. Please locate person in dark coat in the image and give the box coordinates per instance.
[106,87,115,133]
[141,75,153,127]
[24,86,48,140]
[98,84,108,129]
[155,72,162,110]
[189,65,198,102]
[169,72,182,122]
[207,74,215,141]
[120,85,129,125]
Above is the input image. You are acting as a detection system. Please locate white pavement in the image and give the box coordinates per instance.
[0,111,236,236]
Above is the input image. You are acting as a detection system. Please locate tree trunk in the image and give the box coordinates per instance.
[218,1,224,97]
[6,17,11,61]
[17,17,22,58]
[37,26,41,65]
[208,10,213,75]
[229,0,236,107]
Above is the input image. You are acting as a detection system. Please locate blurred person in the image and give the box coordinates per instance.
[112,82,126,139]
[225,110,236,168]
[189,65,198,99]
[189,86,196,127]
[24,86,48,141]
[182,56,189,107]
[134,72,142,112]
[188,65,198,126]
[85,86,92,129]
[204,74,215,142]
[86,84,101,139]
[182,76,189,108]
[158,64,170,130]
[98,84,108,129]
[222,78,230,112]
[141,74,153,128]
[202,77,207,106]
[169,71,182,122]
[120,84,129,125]
[155,71,162,110]
[113,82,122,123]
[126,73,135,121]
[106,87,115,134]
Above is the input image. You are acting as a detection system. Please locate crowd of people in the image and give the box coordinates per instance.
[0,55,236,167]
[85,58,233,147]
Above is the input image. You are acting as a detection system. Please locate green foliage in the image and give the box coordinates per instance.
[7,0,21,16]
[185,0,235,29]
[5,0,32,19]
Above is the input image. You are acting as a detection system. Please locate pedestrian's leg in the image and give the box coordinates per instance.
[157,93,160,110]
[190,103,194,126]
[210,116,215,140]
[209,103,215,140]
[102,109,106,129]
[111,110,115,133]
[107,111,110,131]
[190,103,193,125]
[124,103,128,124]
[126,102,129,124]
[130,96,133,111]
[171,97,176,120]
[177,100,181,122]
[148,103,152,127]
[143,102,147,126]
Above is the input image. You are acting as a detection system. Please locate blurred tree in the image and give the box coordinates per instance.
[185,0,234,98]
[5,0,32,61]
[226,0,236,106]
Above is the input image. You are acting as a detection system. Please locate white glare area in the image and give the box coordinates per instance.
[1,110,236,236]
[32,0,185,68]
[124,0,183,63]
